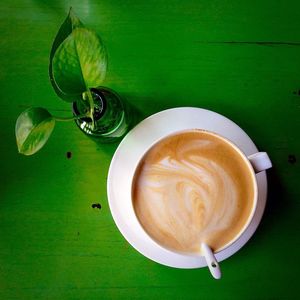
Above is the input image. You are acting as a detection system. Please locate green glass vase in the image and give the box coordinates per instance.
[73,87,131,142]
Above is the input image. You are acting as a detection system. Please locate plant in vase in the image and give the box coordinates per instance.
[15,8,130,156]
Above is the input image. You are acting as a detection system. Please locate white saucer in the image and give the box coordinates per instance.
[107,107,268,268]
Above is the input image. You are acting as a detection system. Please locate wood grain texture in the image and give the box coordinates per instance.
[0,0,299,299]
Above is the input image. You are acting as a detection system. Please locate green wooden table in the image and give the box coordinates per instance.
[1,0,300,299]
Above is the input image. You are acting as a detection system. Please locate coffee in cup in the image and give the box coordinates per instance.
[132,129,257,254]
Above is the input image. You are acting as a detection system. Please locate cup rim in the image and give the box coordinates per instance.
[130,128,258,256]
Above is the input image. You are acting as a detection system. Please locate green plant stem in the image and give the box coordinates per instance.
[86,89,95,129]
[53,114,87,122]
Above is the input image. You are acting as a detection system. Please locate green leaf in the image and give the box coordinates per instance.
[52,27,107,101]
[50,8,107,103]
[49,8,84,102]
[15,107,55,156]
[50,7,83,61]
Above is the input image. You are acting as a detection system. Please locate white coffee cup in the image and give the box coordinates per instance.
[107,107,272,279]
[129,129,272,279]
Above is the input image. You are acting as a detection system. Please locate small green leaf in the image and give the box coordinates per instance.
[15,107,55,155]
[49,7,84,102]
[52,27,107,101]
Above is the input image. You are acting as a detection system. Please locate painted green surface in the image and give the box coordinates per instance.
[0,0,299,299]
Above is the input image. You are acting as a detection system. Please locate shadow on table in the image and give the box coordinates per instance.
[32,0,67,14]
[247,166,288,245]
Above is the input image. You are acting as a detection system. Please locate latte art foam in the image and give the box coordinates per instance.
[132,130,255,254]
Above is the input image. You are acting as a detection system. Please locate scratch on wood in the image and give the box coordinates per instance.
[196,41,300,47]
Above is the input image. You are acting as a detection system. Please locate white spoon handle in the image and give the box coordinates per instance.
[201,243,222,279]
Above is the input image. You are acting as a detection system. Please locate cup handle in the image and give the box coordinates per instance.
[248,152,272,173]
[201,243,221,279]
